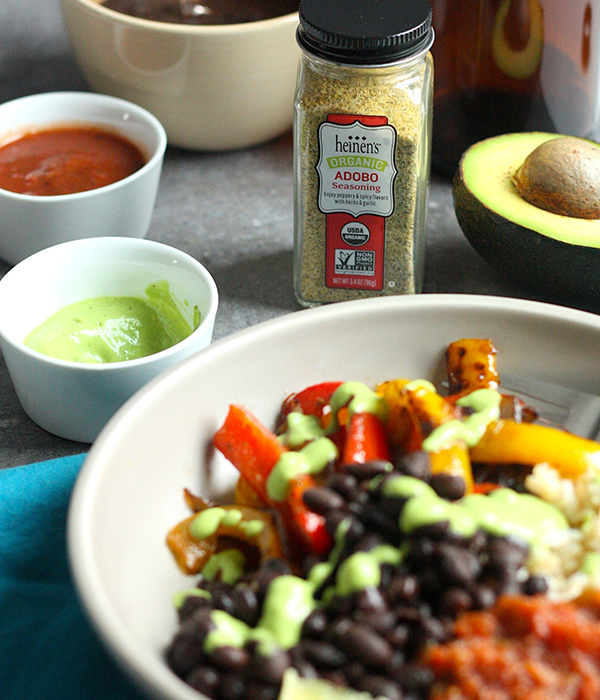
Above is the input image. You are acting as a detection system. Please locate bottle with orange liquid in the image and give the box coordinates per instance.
[431,0,599,175]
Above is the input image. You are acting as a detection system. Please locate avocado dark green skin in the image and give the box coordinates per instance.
[452,169,600,303]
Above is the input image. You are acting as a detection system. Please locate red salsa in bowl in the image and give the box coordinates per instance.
[0,126,147,196]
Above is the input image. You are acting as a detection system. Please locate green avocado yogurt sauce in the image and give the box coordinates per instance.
[24,280,198,363]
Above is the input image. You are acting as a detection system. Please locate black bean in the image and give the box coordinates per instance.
[429,473,466,501]
[359,507,401,540]
[250,648,290,684]
[439,586,473,616]
[523,574,548,596]
[336,623,394,669]
[387,574,419,604]
[178,593,211,621]
[399,662,434,696]
[186,665,221,698]
[345,460,393,481]
[301,639,347,668]
[345,661,366,683]
[244,680,279,700]
[352,532,387,554]
[437,544,481,585]
[394,450,431,481]
[385,623,410,649]
[209,645,250,671]
[208,585,235,615]
[325,510,350,536]
[354,608,396,634]
[303,486,346,515]
[302,609,329,639]
[356,674,403,700]
[411,520,451,541]
[487,537,528,573]
[231,585,260,627]
[219,672,246,700]
[354,586,387,612]
[166,632,206,678]
[253,559,292,600]
[470,583,497,610]
[328,473,359,500]
[326,594,355,617]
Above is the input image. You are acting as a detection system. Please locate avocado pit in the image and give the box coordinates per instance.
[512,136,600,219]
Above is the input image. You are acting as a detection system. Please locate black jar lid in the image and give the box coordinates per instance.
[297,0,433,65]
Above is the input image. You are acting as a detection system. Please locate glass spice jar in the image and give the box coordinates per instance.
[293,0,435,308]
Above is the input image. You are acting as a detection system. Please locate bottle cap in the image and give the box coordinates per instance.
[297,0,433,65]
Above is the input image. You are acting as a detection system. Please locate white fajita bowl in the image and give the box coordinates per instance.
[67,293,600,700]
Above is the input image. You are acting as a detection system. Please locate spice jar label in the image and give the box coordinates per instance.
[316,114,397,291]
[316,117,398,217]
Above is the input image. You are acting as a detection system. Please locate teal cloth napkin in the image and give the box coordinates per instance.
[0,454,147,700]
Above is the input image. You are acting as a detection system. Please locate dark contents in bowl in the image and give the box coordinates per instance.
[101,0,299,25]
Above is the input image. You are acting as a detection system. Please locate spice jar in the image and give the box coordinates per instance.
[293,0,434,308]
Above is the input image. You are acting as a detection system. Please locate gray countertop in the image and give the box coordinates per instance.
[1,0,597,469]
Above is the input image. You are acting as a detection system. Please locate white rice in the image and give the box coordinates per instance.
[524,462,600,601]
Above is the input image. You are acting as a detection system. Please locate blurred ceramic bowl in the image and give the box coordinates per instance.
[0,91,167,266]
[0,237,218,443]
[60,0,300,151]
[68,293,600,700]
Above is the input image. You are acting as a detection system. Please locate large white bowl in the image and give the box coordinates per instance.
[67,293,600,700]
[60,0,300,151]
[0,237,218,443]
[0,91,167,265]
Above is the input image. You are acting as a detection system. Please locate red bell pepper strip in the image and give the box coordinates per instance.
[213,404,285,505]
[283,472,333,557]
[213,404,332,557]
[277,381,343,429]
[342,411,390,465]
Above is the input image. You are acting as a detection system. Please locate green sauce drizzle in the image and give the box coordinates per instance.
[326,381,388,434]
[266,437,338,502]
[422,388,501,452]
[201,549,246,585]
[280,411,324,448]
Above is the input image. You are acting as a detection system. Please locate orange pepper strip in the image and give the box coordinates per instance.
[405,383,474,492]
[470,419,600,480]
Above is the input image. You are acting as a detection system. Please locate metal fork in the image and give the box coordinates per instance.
[499,372,600,442]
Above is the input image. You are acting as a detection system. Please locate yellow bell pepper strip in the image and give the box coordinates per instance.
[469,419,600,479]
[445,338,500,397]
[405,382,475,492]
[376,379,413,451]
[167,514,216,574]
[213,404,332,558]
[166,504,286,576]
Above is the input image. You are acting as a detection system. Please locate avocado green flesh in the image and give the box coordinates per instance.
[459,131,600,248]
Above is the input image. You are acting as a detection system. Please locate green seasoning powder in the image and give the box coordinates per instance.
[24,281,196,363]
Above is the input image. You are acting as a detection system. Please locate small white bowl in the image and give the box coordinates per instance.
[60,0,300,151]
[0,237,218,443]
[0,91,167,266]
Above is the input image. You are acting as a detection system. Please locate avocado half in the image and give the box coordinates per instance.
[453,132,600,302]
